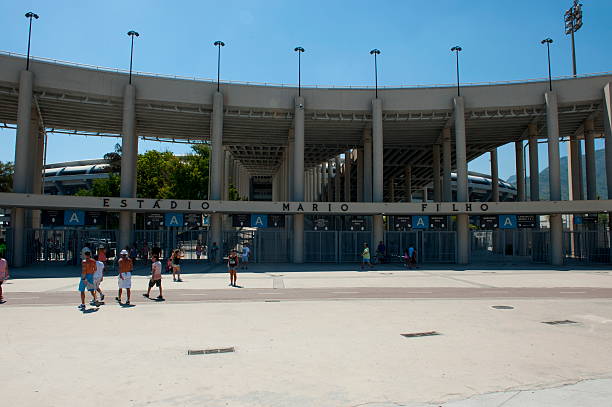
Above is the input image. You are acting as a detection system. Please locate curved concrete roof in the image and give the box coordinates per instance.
[0,52,610,200]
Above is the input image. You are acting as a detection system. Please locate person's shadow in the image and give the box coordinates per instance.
[80,308,99,314]
[120,303,136,308]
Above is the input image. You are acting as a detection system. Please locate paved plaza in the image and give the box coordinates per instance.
[2,264,612,406]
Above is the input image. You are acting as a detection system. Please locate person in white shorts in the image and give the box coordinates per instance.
[116,249,133,305]
[93,254,105,301]
[241,244,250,270]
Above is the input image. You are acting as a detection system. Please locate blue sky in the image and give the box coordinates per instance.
[1,0,611,179]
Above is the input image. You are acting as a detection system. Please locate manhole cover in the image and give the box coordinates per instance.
[401,331,441,338]
[542,320,578,325]
[492,305,514,309]
[188,347,235,355]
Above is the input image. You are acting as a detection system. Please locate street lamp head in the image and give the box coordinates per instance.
[25,12,39,19]
[294,46,305,53]
[541,38,553,45]
[214,41,225,47]
[369,49,380,55]
[127,30,139,37]
[451,46,462,52]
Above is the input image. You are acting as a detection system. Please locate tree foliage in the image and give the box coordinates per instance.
[0,161,14,193]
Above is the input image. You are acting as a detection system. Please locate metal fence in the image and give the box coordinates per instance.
[564,230,611,264]
[305,230,338,262]
[422,231,456,263]
[254,230,291,262]
[384,231,419,263]
[471,230,549,263]
[339,231,372,262]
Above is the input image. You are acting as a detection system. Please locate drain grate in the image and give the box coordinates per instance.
[542,320,578,325]
[492,305,514,310]
[401,331,441,338]
[188,347,235,355]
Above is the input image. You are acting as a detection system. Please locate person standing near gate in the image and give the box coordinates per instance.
[0,250,9,303]
[241,243,250,270]
[210,242,219,263]
[228,250,239,286]
[116,250,133,305]
[78,250,98,309]
[171,249,183,282]
[361,243,373,270]
[408,244,417,269]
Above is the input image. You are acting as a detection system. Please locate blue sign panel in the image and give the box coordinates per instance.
[251,214,268,228]
[412,215,429,229]
[499,215,517,229]
[64,210,85,226]
[164,213,184,227]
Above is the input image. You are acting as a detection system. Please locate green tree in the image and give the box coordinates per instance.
[75,174,121,197]
[0,161,14,193]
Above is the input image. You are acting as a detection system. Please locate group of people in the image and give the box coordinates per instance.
[361,242,418,270]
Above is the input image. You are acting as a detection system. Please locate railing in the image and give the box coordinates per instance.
[3,50,612,90]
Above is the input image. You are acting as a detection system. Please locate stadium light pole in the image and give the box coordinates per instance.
[541,38,553,91]
[127,30,139,85]
[294,46,305,96]
[450,46,462,96]
[24,11,39,71]
[564,0,583,77]
[214,40,225,92]
[369,49,381,98]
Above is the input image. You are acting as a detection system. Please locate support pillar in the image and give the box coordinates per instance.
[442,127,452,202]
[119,84,137,252]
[293,96,305,263]
[209,91,224,262]
[454,96,469,265]
[30,120,44,229]
[11,70,34,267]
[371,98,384,247]
[546,91,563,266]
[490,149,499,202]
[389,177,395,202]
[363,130,373,202]
[528,124,540,201]
[515,141,526,201]
[327,159,334,201]
[344,150,352,202]
[357,149,364,202]
[433,144,441,202]
[404,166,412,202]
[604,83,612,200]
[322,161,328,201]
[584,119,597,200]
[335,156,341,202]
[223,150,230,201]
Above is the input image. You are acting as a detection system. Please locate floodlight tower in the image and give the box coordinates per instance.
[127,30,140,84]
[541,38,554,91]
[450,46,462,96]
[24,11,39,71]
[294,46,305,96]
[564,0,583,77]
[369,49,381,98]
[214,40,225,92]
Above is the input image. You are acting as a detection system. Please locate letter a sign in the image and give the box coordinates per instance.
[164,213,184,227]
[64,210,85,226]
[412,215,429,229]
[499,215,517,229]
[251,214,268,228]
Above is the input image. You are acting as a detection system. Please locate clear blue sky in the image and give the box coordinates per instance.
[1,0,611,180]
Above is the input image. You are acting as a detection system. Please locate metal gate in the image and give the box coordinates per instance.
[305,230,338,262]
[564,230,611,264]
[255,230,291,262]
[339,231,371,263]
[384,231,419,263]
[422,231,456,263]
[223,229,255,261]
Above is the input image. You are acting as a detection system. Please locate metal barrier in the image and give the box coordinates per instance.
[339,231,371,262]
[530,230,550,263]
[255,230,291,263]
[223,230,255,261]
[471,230,547,263]
[384,231,419,263]
[564,230,611,264]
[422,231,456,263]
[305,231,338,262]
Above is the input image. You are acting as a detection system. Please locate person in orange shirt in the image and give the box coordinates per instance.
[116,250,133,305]
[78,251,98,310]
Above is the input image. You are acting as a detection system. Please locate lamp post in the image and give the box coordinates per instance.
[450,46,462,96]
[541,38,553,91]
[127,30,139,85]
[564,0,583,77]
[24,11,39,71]
[214,40,225,92]
[294,46,305,96]
[369,49,381,98]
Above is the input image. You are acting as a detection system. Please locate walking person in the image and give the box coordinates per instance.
[210,242,219,263]
[227,249,239,287]
[361,243,373,270]
[171,249,183,282]
[78,250,98,309]
[408,244,418,269]
[241,243,250,270]
[116,249,133,305]
[195,242,203,261]
[144,254,164,301]
[93,254,105,301]
[0,250,9,304]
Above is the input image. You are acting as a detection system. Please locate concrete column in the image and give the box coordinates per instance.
[363,130,373,202]
[344,151,352,202]
[316,164,322,201]
[209,91,224,262]
[442,127,452,202]
[545,91,563,266]
[293,96,305,263]
[404,166,412,202]
[334,156,341,202]
[119,84,137,251]
[490,149,499,202]
[584,119,597,200]
[454,96,469,265]
[357,148,364,202]
[287,130,295,201]
[433,144,441,202]
[322,161,328,201]
[603,83,612,200]
[422,187,428,202]
[11,70,34,267]
[327,159,334,201]
[371,98,384,248]
[528,124,540,201]
[515,141,526,201]
[389,177,395,202]
[30,128,45,229]
[223,150,230,201]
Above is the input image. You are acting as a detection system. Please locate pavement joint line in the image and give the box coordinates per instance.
[421,271,496,288]
[559,291,586,294]
[331,291,360,294]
